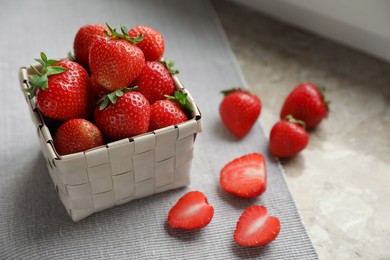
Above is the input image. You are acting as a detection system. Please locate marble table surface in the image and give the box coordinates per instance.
[214,1,390,259]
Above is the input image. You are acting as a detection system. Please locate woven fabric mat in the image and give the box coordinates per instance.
[0,0,317,259]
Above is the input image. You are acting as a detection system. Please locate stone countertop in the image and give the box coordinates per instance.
[214,1,390,259]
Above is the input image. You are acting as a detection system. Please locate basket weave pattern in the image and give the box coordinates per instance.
[19,67,202,221]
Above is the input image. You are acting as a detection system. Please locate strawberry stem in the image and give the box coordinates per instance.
[161,60,179,75]
[317,85,331,114]
[284,115,306,128]
[25,52,67,99]
[221,88,251,96]
[97,86,138,110]
[104,23,144,45]
[165,91,193,113]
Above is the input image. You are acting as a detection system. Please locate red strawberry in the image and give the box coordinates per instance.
[134,60,178,104]
[26,53,91,121]
[90,74,109,101]
[149,91,191,131]
[89,24,145,92]
[234,205,280,247]
[280,82,329,129]
[168,191,214,230]
[220,153,266,198]
[94,88,150,141]
[73,24,107,70]
[54,118,104,155]
[219,89,261,139]
[128,25,164,61]
[269,115,309,158]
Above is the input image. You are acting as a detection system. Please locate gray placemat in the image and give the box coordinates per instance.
[0,0,317,259]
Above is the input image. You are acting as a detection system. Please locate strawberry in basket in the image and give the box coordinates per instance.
[128,25,165,61]
[89,23,145,92]
[94,87,150,141]
[26,52,92,121]
[134,60,178,104]
[149,91,192,131]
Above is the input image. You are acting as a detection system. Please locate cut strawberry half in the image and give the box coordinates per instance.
[168,191,214,230]
[234,205,280,247]
[220,153,266,198]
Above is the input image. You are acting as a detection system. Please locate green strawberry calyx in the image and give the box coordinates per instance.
[25,52,67,99]
[285,114,306,128]
[220,87,251,96]
[317,85,331,114]
[104,23,144,45]
[165,91,193,113]
[161,60,179,75]
[97,86,138,110]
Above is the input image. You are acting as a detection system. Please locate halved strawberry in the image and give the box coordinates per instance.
[220,153,266,198]
[168,191,214,230]
[234,206,280,247]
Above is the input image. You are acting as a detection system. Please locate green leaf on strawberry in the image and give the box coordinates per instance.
[165,91,193,113]
[162,60,179,75]
[104,23,144,45]
[25,52,67,99]
[97,86,138,110]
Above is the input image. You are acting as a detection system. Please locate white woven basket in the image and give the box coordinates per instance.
[19,66,202,221]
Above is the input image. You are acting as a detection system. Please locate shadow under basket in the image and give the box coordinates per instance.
[19,67,202,222]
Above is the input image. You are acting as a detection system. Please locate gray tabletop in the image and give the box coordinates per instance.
[0,0,317,259]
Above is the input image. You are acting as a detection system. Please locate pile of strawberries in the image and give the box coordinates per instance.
[26,23,192,155]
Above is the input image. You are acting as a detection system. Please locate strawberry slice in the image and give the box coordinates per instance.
[220,153,266,198]
[168,191,214,230]
[234,206,280,247]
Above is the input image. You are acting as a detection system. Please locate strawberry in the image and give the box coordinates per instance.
[134,60,178,104]
[269,115,309,158]
[219,88,261,139]
[128,25,164,61]
[220,153,266,198]
[26,53,91,121]
[90,74,109,101]
[149,91,191,131]
[94,88,150,141]
[234,205,280,247]
[73,24,107,71]
[280,82,329,129]
[54,118,104,155]
[168,191,214,230]
[89,24,145,92]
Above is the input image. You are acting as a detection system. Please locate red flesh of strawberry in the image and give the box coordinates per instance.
[220,153,266,198]
[234,205,280,247]
[168,191,214,230]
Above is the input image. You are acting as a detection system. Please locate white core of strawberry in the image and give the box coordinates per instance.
[180,203,204,218]
[246,215,267,236]
[243,167,261,178]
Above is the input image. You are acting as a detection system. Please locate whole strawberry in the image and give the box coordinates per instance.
[73,24,107,70]
[89,24,145,92]
[219,88,261,139]
[128,25,164,61]
[54,119,104,155]
[94,88,150,141]
[134,60,178,104]
[149,91,191,131]
[26,53,91,121]
[269,115,309,158]
[280,83,329,129]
